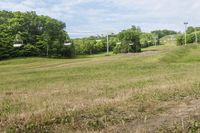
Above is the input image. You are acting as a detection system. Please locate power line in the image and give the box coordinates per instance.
[67,30,117,35]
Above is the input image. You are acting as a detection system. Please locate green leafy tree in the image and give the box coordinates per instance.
[186,26,195,34]
[0,11,74,60]
[151,30,177,39]
[21,44,40,56]
[140,33,154,48]
[116,28,141,53]
[176,35,184,45]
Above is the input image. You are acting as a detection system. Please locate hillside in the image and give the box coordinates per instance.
[0,44,200,132]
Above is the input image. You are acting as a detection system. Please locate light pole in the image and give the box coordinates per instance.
[184,22,188,45]
[106,34,109,55]
[46,44,49,56]
[154,37,157,46]
[195,27,198,44]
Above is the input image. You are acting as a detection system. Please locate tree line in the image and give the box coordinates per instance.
[0,11,178,60]
[0,10,75,60]
[73,26,177,55]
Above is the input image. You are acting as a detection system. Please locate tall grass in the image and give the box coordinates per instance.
[0,44,200,132]
[160,45,200,63]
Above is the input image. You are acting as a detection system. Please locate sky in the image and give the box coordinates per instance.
[0,0,199,38]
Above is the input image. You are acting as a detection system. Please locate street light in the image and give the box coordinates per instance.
[46,44,49,56]
[184,22,188,45]
[154,36,158,46]
[195,27,198,44]
[106,34,109,55]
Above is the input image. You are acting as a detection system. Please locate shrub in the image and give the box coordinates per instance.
[21,44,40,57]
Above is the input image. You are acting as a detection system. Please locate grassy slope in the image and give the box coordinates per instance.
[0,44,200,132]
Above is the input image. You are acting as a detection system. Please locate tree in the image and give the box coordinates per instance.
[140,33,154,48]
[116,28,141,53]
[21,44,40,56]
[0,11,74,60]
[176,35,184,45]
[186,26,195,34]
[176,31,200,45]
[151,30,177,39]
[113,43,122,54]
[73,36,107,55]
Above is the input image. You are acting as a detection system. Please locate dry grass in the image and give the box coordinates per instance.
[0,44,200,132]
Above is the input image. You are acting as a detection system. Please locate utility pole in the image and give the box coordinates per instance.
[128,44,129,53]
[47,44,49,56]
[184,22,188,45]
[106,34,109,55]
[195,28,198,44]
[154,36,158,46]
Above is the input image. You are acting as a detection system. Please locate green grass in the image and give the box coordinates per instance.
[0,44,200,132]
[161,45,200,63]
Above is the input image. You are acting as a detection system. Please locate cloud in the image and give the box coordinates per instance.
[0,0,200,38]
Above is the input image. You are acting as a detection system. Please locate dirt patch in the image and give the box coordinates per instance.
[120,50,161,57]
[103,98,200,133]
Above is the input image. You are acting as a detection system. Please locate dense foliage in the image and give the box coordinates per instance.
[140,33,156,48]
[0,11,179,59]
[0,11,74,60]
[73,34,119,55]
[186,26,200,34]
[176,26,200,45]
[151,29,177,39]
[73,26,161,55]
[115,27,141,53]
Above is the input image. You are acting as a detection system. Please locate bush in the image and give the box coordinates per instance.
[21,44,40,57]
[113,43,122,54]
[116,28,141,53]
[187,33,195,43]
[176,35,184,45]
[176,32,199,45]
[61,44,75,58]
[140,33,155,48]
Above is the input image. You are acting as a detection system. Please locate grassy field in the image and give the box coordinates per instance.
[0,43,200,132]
